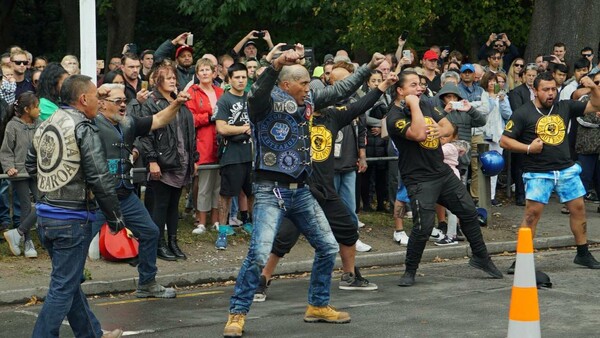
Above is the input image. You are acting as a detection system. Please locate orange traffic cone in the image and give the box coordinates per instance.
[507,227,540,338]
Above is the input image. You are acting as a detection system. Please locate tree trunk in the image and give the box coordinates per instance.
[58,0,80,55]
[525,0,600,68]
[105,0,138,63]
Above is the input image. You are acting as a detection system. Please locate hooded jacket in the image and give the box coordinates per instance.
[432,83,487,142]
[0,116,40,179]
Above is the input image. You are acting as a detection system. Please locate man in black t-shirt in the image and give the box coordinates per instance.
[212,63,254,248]
[500,71,600,271]
[387,71,502,286]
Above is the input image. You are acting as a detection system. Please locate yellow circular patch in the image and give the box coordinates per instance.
[395,119,407,131]
[420,117,439,150]
[504,120,514,131]
[311,125,332,162]
[535,115,565,145]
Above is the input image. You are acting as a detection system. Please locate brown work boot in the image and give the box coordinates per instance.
[304,304,351,324]
[223,313,245,337]
[102,329,123,338]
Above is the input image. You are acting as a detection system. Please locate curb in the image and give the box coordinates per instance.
[0,235,579,305]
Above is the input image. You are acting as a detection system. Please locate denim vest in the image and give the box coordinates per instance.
[254,87,314,178]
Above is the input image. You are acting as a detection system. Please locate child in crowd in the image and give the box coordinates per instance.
[1,92,41,257]
[1,64,17,105]
[435,124,470,246]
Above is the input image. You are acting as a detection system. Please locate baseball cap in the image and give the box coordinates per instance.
[175,45,193,58]
[460,64,475,73]
[243,40,257,49]
[323,54,334,64]
[313,66,324,78]
[423,50,439,61]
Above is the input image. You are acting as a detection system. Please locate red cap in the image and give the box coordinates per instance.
[423,50,439,61]
[176,45,193,58]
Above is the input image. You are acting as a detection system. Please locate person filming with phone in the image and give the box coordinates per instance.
[230,30,275,62]
[154,32,196,91]
[477,32,519,73]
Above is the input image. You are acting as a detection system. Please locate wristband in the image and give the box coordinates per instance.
[527,144,531,155]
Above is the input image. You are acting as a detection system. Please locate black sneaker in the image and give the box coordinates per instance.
[398,270,416,287]
[507,260,516,275]
[253,275,270,302]
[491,199,502,207]
[469,256,503,279]
[574,252,600,269]
[339,267,378,291]
[437,221,448,234]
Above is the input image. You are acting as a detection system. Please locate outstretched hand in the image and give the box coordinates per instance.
[378,72,399,91]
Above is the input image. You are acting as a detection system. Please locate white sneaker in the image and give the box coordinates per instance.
[429,227,444,242]
[355,239,372,252]
[393,230,409,245]
[404,211,413,219]
[192,224,206,235]
[88,233,100,260]
[24,239,38,258]
[211,222,220,231]
[3,228,23,256]
[357,220,366,228]
[229,217,243,226]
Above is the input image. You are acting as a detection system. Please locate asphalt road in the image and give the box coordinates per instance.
[2,248,600,338]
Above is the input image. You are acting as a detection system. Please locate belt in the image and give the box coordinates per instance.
[254,180,306,190]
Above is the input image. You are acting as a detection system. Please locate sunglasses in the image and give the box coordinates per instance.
[494,44,504,48]
[582,54,593,57]
[514,64,524,68]
[526,63,538,70]
[104,98,127,105]
[13,60,28,66]
[490,56,502,60]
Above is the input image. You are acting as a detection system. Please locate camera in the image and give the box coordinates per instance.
[542,55,554,62]
[254,31,265,38]
[451,101,465,110]
[497,33,505,39]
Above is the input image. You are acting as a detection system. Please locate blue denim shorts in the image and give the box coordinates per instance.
[523,163,585,204]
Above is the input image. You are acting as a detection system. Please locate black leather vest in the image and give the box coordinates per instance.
[95,114,135,190]
[32,107,87,205]
[255,87,314,178]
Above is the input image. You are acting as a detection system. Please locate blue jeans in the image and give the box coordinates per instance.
[0,178,20,226]
[33,217,103,338]
[92,192,159,285]
[334,171,358,224]
[229,184,338,314]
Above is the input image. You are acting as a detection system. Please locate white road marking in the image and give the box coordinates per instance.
[15,309,70,326]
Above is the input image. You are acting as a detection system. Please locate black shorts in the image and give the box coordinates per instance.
[220,162,253,197]
[271,196,359,257]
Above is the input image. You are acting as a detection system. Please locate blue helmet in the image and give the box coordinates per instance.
[479,150,504,176]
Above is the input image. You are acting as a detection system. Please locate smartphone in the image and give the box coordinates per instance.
[494,83,501,94]
[442,46,450,52]
[186,34,194,46]
[254,31,265,38]
[402,50,411,59]
[141,81,149,91]
[127,43,138,55]
[542,55,554,62]
[400,30,409,40]
[497,33,505,39]
[451,101,464,110]
[280,44,295,51]
[96,60,104,69]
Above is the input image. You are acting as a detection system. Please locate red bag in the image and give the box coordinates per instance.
[99,223,139,261]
